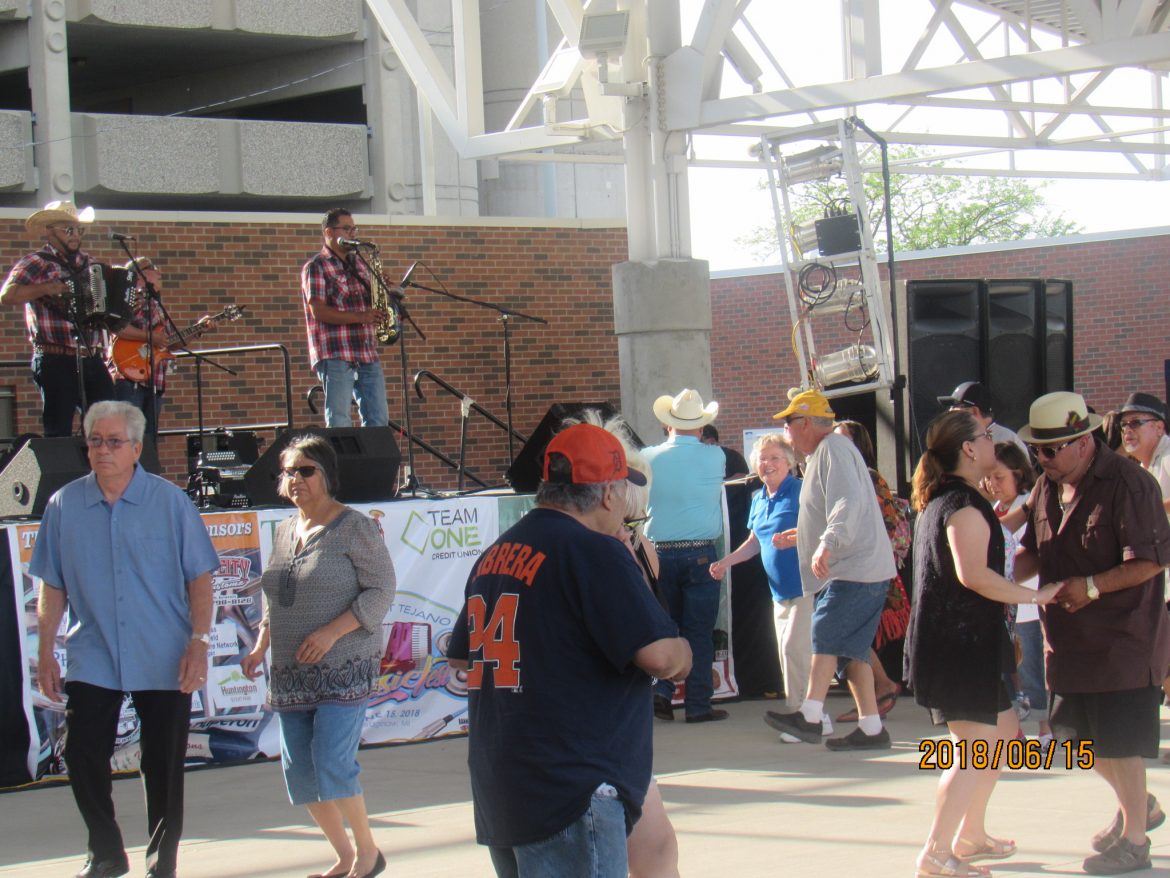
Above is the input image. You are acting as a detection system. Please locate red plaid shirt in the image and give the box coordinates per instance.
[301,246,378,369]
[5,244,105,352]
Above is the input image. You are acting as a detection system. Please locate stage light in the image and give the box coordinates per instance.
[790,219,819,257]
[783,145,843,184]
[814,344,879,386]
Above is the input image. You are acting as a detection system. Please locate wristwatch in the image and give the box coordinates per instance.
[1085,575,1100,601]
[191,632,211,645]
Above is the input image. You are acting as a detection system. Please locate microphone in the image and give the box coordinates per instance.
[399,261,419,289]
[338,238,374,248]
[109,231,135,241]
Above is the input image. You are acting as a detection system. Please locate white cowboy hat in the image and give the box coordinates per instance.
[1016,391,1103,444]
[653,388,718,429]
[25,200,95,234]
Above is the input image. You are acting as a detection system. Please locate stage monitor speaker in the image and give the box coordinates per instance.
[987,280,1041,433]
[907,280,982,461]
[1044,279,1074,393]
[0,437,89,518]
[244,427,401,507]
[506,402,635,493]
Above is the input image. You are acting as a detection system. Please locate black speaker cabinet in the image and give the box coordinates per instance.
[506,402,637,493]
[0,437,90,518]
[244,427,401,506]
[987,280,1041,433]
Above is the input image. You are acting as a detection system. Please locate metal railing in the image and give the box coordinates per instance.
[163,343,294,439]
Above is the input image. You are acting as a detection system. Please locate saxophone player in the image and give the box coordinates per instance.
[301,208,389,428]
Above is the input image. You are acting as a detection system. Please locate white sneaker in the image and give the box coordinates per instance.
[1037,733,1053,747]
[821,713,834,737]
[778,732,802,743]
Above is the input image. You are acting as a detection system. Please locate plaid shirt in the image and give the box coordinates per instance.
[301,246,379,369]
[107,291,168,393]
[5,244,105,352]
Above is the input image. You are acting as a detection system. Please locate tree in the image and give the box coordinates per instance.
[740,147,1081,260]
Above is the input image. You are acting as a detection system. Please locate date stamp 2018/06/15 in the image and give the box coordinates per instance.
[919,738,1094,771]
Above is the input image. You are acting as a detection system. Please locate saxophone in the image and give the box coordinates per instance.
[355,244,400,345]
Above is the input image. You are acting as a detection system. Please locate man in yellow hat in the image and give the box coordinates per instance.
[1,201,114,436]
[1015,390,1170,874]
[764,388,897,750]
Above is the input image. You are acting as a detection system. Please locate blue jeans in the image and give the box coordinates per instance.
[278,700,368,806]
[113,379,163,439]
[654,544,720,717]
[488,788,628,878]
[315,358,388,427]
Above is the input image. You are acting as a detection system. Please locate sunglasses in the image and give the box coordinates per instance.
[281,465,318,479]
[623,516,649,532]
[1119,418,1157,432]
[48,225,85,236]
[1027,439,1078,460]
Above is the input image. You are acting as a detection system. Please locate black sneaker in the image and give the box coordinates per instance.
[653,695,674,721]
[824,726,891,751]
[1083,836,1151,875]
[763,710,823,743]
[685,709,729,724]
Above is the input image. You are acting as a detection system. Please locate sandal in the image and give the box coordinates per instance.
[1091,793,1165,853]
[914,852,990,877]
[954,836,1017,862]
[1083,836,1151,875]
[836,685,901,723]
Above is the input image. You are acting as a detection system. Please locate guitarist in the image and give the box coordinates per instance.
[107,258,216,441]
[0,201,115,437]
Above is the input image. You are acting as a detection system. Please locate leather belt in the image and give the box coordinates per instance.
[34,343,77,356]
[654,539,716,550]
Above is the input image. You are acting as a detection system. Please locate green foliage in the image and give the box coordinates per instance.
[740,147,1081,260]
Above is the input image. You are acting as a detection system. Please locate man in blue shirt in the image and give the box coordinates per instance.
[448,423,690,877]
[32,401,221,878]
[643,388,727,723]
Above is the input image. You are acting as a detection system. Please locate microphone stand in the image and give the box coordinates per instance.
[401,271,546,465]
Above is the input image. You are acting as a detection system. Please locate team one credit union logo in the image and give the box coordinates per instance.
[398,506,483,559]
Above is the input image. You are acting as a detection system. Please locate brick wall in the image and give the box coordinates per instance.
[0,220,628,490]
[710,231,1170,456]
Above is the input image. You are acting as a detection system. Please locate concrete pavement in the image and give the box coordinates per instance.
[2,692,1168,877]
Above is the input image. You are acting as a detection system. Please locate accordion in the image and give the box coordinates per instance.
[67,264,138,331]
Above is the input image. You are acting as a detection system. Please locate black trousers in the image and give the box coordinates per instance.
[63,682,192,872]
[31,352,114,437]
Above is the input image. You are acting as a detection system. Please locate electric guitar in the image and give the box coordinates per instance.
[110,304,245,382]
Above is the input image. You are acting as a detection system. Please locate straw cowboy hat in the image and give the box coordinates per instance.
[25,200,95,234]
[1016,391,1103,445]
[653,388,719,430]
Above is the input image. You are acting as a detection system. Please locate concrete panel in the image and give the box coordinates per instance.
[0,110,34,190]
[72,0,213,28]
[238,120,368,197]
[74,114,219,194]
[234,0,360,37]
[613,258,713,443]
[0,2,26,22]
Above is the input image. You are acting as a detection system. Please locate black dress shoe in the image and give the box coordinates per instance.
[653,695,674,721]
[145,868,177,878]
[356,851,386,878]
[685,708,729,723]
[76,859,130,878]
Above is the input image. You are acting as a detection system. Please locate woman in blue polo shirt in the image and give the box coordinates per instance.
[709,433,811,720]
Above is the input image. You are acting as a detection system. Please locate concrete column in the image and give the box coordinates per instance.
[28,0,74,205]
[613,258,712,442]
[364,10,418,215]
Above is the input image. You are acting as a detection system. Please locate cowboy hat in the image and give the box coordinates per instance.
[25,201,95,234]
[653,388,718,429]
[1016,391,1103,444]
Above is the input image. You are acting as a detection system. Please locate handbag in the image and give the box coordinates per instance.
[874,573,910,650]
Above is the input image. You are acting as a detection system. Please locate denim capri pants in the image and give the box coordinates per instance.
[810,579,889,666]
[278,699,369,806]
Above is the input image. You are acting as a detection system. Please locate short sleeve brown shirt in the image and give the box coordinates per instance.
[1022,441,1170,693]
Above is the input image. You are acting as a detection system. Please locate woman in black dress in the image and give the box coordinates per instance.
[906,411,1060,878]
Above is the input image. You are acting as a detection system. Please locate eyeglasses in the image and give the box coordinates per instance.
[975,429,994,442]
[329,224,358,234]
[48,225,85,237]
[1119,418,1157,432]
[281,465,318,480]
[785,416,805,427]
[86,436,131,450]
[623,516,648,532]
[1027,439,1078,460]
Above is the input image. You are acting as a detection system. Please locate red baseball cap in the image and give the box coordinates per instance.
[543,424,647,486]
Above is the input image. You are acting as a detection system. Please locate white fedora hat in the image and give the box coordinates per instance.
[26,200,95,234]
[652,388,718,430]
[1016,391,1103,444]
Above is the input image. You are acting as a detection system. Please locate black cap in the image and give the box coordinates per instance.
[937,381,992,414]
[1119,392,1167,423]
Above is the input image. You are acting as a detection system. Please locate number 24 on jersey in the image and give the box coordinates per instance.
[465,593,521,690]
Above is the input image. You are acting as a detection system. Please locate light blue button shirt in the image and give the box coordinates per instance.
[643,435,725,542]
[30,464,221,692]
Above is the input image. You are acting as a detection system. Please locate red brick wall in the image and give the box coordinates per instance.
[0,220,628,490]
[710,232,1170,455]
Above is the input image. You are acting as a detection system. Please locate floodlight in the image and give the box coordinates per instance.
[783,145,843,184]
[578,11,629,59]
[814,344,879,386]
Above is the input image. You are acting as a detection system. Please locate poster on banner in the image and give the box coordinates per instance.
[353,496,498,744]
